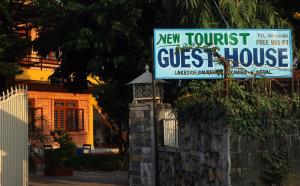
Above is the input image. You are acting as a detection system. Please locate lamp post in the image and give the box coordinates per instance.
[127,65,165,186]
[127,65,164,104]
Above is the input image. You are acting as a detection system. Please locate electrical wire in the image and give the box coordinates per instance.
[212,0,230,28]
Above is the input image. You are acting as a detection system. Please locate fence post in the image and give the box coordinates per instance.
[0,86,28,186]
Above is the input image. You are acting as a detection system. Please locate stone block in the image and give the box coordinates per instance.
[208,168,216,182]
[230,153,241,169]
[135,111,145,118]
[215,169,224,182]
[143,156,151,163]
[171,166,176,177]
[129,111,136,119]
[291,135,300,160]
[231,169,249,186]
[141,118,151,124]
[141,153,151,161]
[130,176,141,185]
[286,122,298,135]
[131,147,142,155]
[275,136,289,149]
[131,124,145,133]
[211,135,221,152]
[282,172,300,186]
[207,157,218,168]
[159,151,170,160]
[183,125,190,138]
[134,140,146,147]
[291,160,300,172]
[240,137,257,153]
[129,104,150,111]
[256,138,274,152]
[129,170,141,176]
[198,152,205,164]
[240,168,261,186]
[143,133,152,141]
[140,177,152,185]
[252,152,265,169]
[239,153,251,169]
[230,135,240,153]
[140,162,152,178]
[141,147,151,155]
[144,110,151,118]
[144,139,152,147]
[130,155,145,162]
[143,124,151,133]
[130,162,140,170]
[130,116,147,125]
[131,133,146,139]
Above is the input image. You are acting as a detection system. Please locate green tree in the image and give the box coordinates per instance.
[219,0,289,28]
[156,0,290,28]
[32,0,143,91]
[30,0,292,148]
[0,0,31,90]
[31,0,148,151]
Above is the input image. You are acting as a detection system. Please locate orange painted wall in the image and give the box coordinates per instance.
[28,90,94,148]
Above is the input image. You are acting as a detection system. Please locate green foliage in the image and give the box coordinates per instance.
[219,0,290,28]
[176,80,297,139]
[30,0,293,144]
[157,0,218,28]
[0,1,30,76]
[93,81,129,132]
[31,0,148,133]
[260,148,291,186]
[44,131,77,168]
[72,154,127,171]
[158,0,290,28]
[32,0,143,91]
[29,155,37,174]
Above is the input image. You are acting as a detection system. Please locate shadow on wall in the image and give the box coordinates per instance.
[0,110,28,186]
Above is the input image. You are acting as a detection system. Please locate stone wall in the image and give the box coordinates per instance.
[231,131,300,186]
[129,103,153,186]
[158,118,300,186]
[158,121,230,186]
[159,147,181,186]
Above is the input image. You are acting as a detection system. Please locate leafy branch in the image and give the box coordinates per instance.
[176,79,297,139]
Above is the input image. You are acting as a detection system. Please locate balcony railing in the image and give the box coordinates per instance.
[20,56,61,70]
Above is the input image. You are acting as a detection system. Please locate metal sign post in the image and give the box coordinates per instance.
[151,37,160,186]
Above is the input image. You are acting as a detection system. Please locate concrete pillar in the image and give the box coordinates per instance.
[129,103,153,186]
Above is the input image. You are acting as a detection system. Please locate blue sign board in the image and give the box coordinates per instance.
[154,29,292,79]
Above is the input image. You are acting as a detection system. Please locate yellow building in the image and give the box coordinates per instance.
[15,29,119,149]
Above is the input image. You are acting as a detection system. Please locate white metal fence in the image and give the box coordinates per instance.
[158,106,179,148]
[0,86,28,186]
[162,119,179,147]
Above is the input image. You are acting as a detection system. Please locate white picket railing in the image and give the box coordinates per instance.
[0,85,28,186]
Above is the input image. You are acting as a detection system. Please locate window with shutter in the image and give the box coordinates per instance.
[54,100,84,131]
[28,99,43,131]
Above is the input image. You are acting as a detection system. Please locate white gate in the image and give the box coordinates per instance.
[158,105,179,148]
[0,86,28,186]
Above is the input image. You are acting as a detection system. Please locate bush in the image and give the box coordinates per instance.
[44,131,77,169]
[260,148,291,186]
[72,154,128,171]
[29,155,36,173]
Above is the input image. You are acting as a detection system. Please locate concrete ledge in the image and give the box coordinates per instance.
[159,146,180,152]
